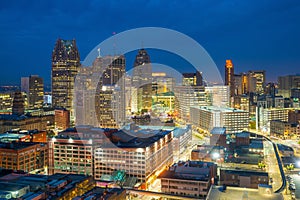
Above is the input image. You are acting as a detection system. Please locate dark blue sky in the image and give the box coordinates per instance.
[1,0,300,85]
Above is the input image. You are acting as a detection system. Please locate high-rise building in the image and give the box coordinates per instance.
[21,75,44,109]
[278,74,300,98]
[182,71,203,86]
[132,49,152,112]
[247,70,266,94]
[225,60,234,97]
[52,39,80,121]
[95,55,126,129]
[12,91,25,116]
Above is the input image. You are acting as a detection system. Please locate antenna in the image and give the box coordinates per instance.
[97,48,101,58]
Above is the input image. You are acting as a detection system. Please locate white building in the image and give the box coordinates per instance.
[190,106,249,134]
[94,129,173,186]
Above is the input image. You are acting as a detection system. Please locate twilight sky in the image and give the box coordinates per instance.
[0,0,300,85]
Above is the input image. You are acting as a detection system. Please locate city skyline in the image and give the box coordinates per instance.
[1,1,300,85]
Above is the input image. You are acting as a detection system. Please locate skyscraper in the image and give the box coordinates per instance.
[132,49,152,112]
[52,39,80,120]
[95,55,126,128]
[225,59,234,97]
[21,75,44,109]
[247,70,266,94]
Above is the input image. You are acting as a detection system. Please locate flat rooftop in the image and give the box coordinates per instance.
[101,129,172,148]
[0,142,45,150]
[191,106,247,113]
[206,185,284,200]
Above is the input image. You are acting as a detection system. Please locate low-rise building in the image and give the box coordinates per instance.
[220,169,269,189]
[270,120,300,139]
[210,127,227,147]
[0,142,48,173]
[94,129,173,187]
[190,106,249,134]
[158,161,217,198]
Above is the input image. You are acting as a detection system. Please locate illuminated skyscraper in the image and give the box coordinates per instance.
[132,49,152,112]
[21,75,44,109]
[225,60,234,97]
[52,39,80,120]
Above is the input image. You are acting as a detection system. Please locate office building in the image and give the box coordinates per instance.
[247,70,266,94]
[55,108,70,130]
[48,126,108,175]
[270,120,300,139]
[152,72,175,94]
[190,106,249,134]
[225,60,234,97]
[182,71,203,86]
[158,161,217,198]
[52,39,80,120]
[0,93,13,111]
[288,110,300,123]
[220,169,269,189]
[21,75,44,109]
[256,107,292,132]
[0,142,48,173]
[132,49,152,112]
[174,86,208,121]
[205,85,230,107]
[94,129,173,185]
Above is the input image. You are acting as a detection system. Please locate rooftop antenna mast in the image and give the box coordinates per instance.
[97,48,101,58]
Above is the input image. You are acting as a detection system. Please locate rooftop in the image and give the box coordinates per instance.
[0,142,45,150]
[206,185,284,200]
[192,106,247,113]
[210,127,226,135]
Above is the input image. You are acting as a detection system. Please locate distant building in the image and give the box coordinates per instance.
[132,49,152,112]
[55,108,70,130]
[256,107,292,132]
[270,120,300,139]
[288,110,300,123]
[0,129,47,143]
[247,70,266,94]
[158,161,217,198]
[21,75,44,109]
[0,93,13,111]
[152,72,175,94]
[225,60,235,97]
[235,131,250,146]
[210,127,227,147]
[0,142,48,173]
[52,39,80,120]
[182,71,203,86]
[174,86,208,122]
[172,126,192,158]
[12,91,25,116]
[220,169,269,189]
[190,106,249,134]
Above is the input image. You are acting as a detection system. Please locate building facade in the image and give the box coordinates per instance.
[190,106,249,134]
[0,142,48,173]
[132,49,152,112]
[52,39,80,121]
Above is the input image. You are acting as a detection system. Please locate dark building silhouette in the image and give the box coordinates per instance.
[21,75,44,109]
[12,91,25,116]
